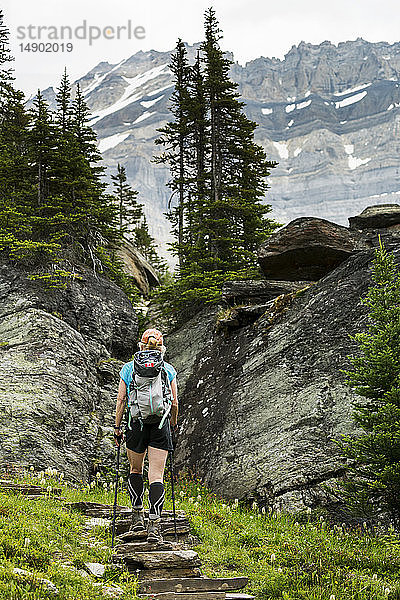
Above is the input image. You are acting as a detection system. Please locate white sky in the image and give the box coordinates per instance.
[3,0,400,97]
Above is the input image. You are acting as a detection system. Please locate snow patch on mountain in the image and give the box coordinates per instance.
[335,90,368,108]
[133,111,156,125]
[98,131,131,153]
[141,94,165,108]
[89,63,170,125]
[273,141,289,159]
[334,83,372,97]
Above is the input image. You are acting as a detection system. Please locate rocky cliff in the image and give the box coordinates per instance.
[40,38,400,261]
[168,205,400,514]
[0,262,137,481]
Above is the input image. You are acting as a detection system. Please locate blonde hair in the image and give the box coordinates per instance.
[139,336,166,355]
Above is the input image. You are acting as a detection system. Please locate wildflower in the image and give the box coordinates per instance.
[179,491,185,497]
[233,498,239,507]
[320,516,324,521]
[384,589,391,596]
[252,501,257,510]
[103,483,108,489]
[249,516,254,520]
[277,567,283,573]
[46,485,52,493]
[270,553,276,562]
[306,507,312,514]
[188,497,194,504]
[261,507,266,514]
[194,502,199,508]
[91,481,96,488]
[329,595,335,600]
[96,472,101,479]
[119,477,123,484]
[40,479,46,486]
[197,495,202,502]
[24,537,31,547]
[59,473,64,480]
[30,466,34,472]
[372,574,378,581]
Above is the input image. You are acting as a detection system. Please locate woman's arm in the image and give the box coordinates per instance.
[170,378,178,427]
[115,378,127,430]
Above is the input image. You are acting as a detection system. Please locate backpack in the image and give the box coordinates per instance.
[127,350,172,430]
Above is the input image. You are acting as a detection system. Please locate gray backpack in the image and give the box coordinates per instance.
[127,350,172,429]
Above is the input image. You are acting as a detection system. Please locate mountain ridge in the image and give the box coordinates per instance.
[36,38,400,261]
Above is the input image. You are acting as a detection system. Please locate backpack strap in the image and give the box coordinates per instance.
[158,367,173,429]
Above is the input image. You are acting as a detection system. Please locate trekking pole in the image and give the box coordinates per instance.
[168,422,178,542]
[111,442,121,549]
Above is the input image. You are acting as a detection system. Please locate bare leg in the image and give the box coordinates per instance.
[147,446,168,483]
[127,448,146,473]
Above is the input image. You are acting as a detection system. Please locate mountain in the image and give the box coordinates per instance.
[41,38,400,260]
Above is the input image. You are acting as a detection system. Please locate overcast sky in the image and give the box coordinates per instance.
[3,0,400,97]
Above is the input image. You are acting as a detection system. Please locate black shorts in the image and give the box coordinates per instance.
[125,419,172,453]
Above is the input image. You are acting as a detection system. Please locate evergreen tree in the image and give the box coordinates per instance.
[154,39,193,269]
[0,10,14,88]
[154,8,280,314]
[111,163,143,232]
[134,214,168,275]
[28,90,57,206]
[199,7,277,272]
[334,236,400,527]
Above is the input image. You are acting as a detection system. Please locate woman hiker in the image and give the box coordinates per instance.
[114,328,178,544]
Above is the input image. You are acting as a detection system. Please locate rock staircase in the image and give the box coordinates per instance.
[68,501,254,600]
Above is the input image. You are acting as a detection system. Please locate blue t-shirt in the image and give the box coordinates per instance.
[120,360,176,393]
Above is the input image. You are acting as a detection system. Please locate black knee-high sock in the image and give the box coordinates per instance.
[149,481,165,520]
[128,473,144,510]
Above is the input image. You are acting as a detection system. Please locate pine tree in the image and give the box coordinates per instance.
[200,7,278,272]
[334,236,400,528]
[111,163,143,233]
[0,10,14,88]
[154,39,193,269]
[154,8,280,314]
[28,90,57,206]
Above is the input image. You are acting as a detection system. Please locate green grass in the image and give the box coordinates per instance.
[0,467,400,599]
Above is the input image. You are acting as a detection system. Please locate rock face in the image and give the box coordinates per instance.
[0,262,137,481]
[169,227,400,513]
[39,39,400,261]
[349,203,400,230]
[258,217,364,280]
[116,238,159,295]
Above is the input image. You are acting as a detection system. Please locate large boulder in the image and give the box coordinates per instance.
[221,280,311,305]
[116,238,159,296]
[169,236,397,513]
[0,262,138,481]
[258,217,363,281]
[348,204,400,231]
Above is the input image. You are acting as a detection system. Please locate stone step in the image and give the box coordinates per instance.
[226,594,255,600]
[139,577,249,594]
[66,501,185,518]
[0,481,61,496]
[114,540,180,553]
[139,592,227,600]
[114,521,190,537]
[115,550,201,570]
[65,501,131,516]
[129,567,202,580]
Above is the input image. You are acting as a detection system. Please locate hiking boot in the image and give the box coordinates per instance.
[147,517,163,544]
[129,509,145,532]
